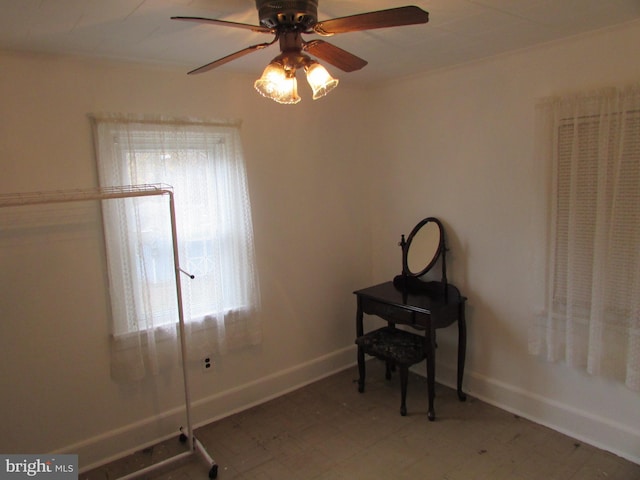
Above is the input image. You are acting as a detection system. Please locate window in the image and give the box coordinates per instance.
[531,87,640,390]
[92,115,260,381]
[553,112,640,321]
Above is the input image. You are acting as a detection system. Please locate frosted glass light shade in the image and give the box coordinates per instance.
[305,63,339,100]
[254,63,301,104]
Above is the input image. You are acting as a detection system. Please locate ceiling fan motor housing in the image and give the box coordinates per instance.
[255,0,318,29]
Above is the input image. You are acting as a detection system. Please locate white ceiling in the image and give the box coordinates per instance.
[1,0,639,85]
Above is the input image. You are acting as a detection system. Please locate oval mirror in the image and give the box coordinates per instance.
[403,217,444,277]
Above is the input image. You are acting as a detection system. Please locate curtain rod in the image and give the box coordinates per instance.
[89,113,242,128]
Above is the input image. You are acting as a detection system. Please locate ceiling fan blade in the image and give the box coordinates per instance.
[313,6,428,36]
[171,16,273,34]
[304,40,367,72]
[188,42,273,75]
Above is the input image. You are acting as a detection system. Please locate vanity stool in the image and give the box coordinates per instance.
[355,326,426,416]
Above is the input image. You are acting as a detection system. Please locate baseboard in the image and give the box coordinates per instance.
[66,345,357,472]
[429,361,640,465]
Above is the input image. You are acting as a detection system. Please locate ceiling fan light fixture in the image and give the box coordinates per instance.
[176,4,431,103]
[305,61,339,100]
[254,62,301,104]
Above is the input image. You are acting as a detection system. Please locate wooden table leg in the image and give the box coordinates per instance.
[357,346,365,393]
[356,298,365,393]
[457,301,467,401]
[425,327,436,421]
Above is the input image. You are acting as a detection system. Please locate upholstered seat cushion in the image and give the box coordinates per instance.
[355,326,426,365]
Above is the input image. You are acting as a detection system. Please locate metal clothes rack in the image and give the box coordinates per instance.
[0,184,218,479]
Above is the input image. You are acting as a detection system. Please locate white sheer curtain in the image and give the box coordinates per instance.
[530,86,640,391]
[92,114,261,382]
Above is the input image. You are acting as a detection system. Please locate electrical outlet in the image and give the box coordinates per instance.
[202,356,213,373]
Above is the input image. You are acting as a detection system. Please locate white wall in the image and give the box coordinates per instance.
[368,20,640,463]
[0,51,373,469]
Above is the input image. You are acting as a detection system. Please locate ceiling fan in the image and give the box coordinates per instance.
[172,1,429,104]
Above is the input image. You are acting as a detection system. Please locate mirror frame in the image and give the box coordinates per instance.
[401,217,447,281]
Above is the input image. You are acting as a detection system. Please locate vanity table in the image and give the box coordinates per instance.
[354,218,467,420]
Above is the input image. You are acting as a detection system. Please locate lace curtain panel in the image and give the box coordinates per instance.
[530,86,640,391]
[92,114,261,382]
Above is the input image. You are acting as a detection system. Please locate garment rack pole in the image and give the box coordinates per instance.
[0,184,218,479]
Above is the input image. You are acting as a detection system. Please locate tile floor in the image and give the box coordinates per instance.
[82,360,640,479]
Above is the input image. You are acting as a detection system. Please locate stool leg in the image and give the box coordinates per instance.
[400,365,408,416]
[385,360,392,380]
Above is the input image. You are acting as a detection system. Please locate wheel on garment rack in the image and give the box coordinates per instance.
[179,432,188,443]
[208,464,218,479]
